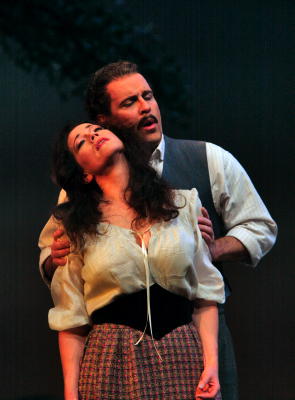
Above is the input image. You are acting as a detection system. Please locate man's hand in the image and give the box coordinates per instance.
[198,207,215,249]
[51,229,71,266]
[43,229,70,281]
[197,207,217,261]
[198,207,250,263]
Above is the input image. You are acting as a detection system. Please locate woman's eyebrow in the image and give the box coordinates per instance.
[73,125,93,149]
[73,133,81,149]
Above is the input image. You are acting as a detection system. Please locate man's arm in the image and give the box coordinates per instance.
[198,207,250,263]
[206,143,277,266]
[210,236,249,263]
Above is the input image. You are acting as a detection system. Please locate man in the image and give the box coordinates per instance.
[39,61,277,399]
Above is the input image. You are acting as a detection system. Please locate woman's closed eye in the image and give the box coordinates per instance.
[77,140,85,150]
[93,126,104,132]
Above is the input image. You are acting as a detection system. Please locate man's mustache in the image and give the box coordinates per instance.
[137,115,158,129]
[105,114,158,133]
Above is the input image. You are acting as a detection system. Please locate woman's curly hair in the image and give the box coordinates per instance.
[51,122,181,250]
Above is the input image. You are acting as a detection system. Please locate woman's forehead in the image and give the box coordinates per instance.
[67,123,92,148]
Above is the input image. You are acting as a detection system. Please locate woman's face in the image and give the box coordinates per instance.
[67,123,124,175]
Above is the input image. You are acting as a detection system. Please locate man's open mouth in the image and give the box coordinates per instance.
[138,116,158,130]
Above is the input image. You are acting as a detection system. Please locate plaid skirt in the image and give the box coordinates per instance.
[79,322,222,400]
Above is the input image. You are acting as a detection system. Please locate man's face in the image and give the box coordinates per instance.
[100,73,163,150]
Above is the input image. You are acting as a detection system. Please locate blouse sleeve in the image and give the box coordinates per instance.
[187,188,225,304]
[38,189,68,286]
[48,252,91,331]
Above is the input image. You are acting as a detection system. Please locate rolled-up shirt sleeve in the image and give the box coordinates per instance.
[48,252,90,331]
[207,143,278,267]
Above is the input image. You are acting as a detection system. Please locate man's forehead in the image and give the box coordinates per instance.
[106,73,151,101]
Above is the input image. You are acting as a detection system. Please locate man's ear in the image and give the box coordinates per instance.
[83,173,93,184]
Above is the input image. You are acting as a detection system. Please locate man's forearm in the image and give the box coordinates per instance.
[211,236,250,263]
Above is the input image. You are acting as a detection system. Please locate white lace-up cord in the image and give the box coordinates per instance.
[133,230,162,361]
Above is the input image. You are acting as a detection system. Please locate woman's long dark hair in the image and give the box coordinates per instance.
[52,122,181,249]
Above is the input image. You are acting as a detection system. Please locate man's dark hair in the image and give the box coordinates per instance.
[52,122,181,250]
[85,61,138,120]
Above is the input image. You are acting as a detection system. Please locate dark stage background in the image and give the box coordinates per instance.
[1,1,293,399]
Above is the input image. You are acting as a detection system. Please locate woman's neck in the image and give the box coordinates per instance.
[95,152,130,203]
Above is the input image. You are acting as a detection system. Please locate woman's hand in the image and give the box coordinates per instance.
[195,365,220,399]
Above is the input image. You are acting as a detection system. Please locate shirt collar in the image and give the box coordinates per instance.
[150,134,165,162]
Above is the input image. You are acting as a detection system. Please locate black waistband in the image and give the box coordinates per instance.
[91,284,194,339]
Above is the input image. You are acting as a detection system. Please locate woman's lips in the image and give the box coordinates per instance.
[95,138,109,149]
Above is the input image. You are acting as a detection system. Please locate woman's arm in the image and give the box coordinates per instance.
[58,325,90,400]
[192,299,220,400]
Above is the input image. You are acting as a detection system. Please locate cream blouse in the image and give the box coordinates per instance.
[49,189,225,331]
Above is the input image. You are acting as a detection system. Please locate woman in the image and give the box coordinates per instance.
[49,121,225,400]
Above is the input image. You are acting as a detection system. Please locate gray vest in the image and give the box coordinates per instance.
[162,135,231,297]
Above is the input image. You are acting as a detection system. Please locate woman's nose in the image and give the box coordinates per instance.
[89,132,99,142]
